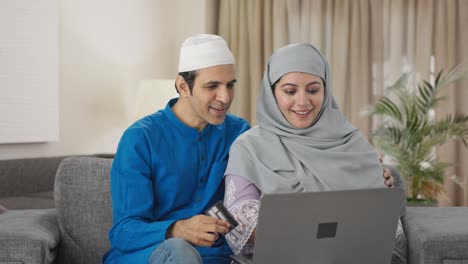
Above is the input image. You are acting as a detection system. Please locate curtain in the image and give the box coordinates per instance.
[384,0,468,206]
[218,0,289,125]
[286,0,378,138]
[432,0,468,206]
[217,0,468,205]
[219,0,378,137]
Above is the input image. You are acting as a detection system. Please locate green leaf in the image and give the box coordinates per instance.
[365,62,468,200]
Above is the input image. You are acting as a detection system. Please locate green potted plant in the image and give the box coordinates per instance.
[366,64,468,204]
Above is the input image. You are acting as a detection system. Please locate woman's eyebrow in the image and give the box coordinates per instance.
[280,82,298,87]
[306,81,322,86]
[281,81,321,87]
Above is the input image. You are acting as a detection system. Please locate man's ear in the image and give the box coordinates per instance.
[175,75,190,97]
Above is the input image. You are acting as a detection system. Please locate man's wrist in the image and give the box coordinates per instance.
[166,221,178,239]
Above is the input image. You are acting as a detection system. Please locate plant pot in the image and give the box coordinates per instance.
[406,198,438,207]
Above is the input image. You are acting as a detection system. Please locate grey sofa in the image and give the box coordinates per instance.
[0,156,467,264]
[0,156,65,210]
[0,154,114,211]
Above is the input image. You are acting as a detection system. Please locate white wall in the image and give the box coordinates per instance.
[0,0,59,144]
[0,0,217,159]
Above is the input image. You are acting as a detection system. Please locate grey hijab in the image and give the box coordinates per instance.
[225,43,385,193]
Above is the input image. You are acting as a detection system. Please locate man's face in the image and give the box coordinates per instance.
[186,64,236,130]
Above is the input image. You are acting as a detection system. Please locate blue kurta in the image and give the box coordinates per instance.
[104,98,250,263]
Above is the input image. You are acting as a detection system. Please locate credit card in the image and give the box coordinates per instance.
[205,200,239,232]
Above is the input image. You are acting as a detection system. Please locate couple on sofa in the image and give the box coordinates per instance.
[104,34,405,264]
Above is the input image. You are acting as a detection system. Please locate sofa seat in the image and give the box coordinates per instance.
[0,209,59,264]
[405,207,468,264]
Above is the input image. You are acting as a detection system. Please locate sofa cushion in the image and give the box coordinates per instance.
[0,157,65,198]
[0,191,55,210]
[54,157,113,264]
[0,204,6,214]
[0,209,59,264]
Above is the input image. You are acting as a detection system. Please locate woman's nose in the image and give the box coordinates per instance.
[296,90,310,106]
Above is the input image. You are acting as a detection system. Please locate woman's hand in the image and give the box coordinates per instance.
[247,228,256,244]
[383,167,394,188]
[379,157,394,188]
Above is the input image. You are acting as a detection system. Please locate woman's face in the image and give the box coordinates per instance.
[274,72,325,129]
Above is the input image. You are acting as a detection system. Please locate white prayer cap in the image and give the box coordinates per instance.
[178,34,234,72]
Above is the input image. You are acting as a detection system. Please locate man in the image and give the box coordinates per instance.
[104,34,250,264]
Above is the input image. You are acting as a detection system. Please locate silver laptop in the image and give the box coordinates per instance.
[231,188,404,264]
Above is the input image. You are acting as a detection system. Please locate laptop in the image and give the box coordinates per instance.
[231,188,405,264]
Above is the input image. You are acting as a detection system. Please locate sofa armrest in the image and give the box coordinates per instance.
[0,209,60,264]
[404,207,468,264]
[54,157,112,264]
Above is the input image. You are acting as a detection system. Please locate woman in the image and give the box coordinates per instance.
[224,43,406,263]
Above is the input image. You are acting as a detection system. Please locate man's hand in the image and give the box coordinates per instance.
[167,215,230,247]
